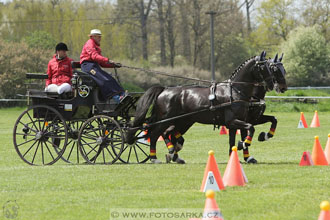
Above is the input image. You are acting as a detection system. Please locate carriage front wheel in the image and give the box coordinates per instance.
[13,105,68,165]
[78,115,124,164]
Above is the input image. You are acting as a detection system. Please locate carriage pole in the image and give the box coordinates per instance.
[206,11,217,82]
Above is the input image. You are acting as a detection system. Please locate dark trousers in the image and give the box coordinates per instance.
[81,62,124,99]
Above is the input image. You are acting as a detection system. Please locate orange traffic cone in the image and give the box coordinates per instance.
[298,112,308,128]
[324,134,330,164]
[219,126,228,135]
[200,151,225,192]
[299,151,314,166]
[222,146,245,186]
[202,190,224,220]
[312,136,328,166]
[310,110,320,127]
[318,201,330,220]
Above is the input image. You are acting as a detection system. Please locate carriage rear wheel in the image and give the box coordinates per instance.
[13,105,68,165]
[56,120,85,164]
[117,128,150,164]
[78,115,123,164]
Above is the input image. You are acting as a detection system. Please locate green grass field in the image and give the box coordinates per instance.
[1,107,330,220]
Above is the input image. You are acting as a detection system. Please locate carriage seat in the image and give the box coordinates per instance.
[25,73,73,99]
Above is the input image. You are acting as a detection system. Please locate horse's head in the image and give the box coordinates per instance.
[268,53,287,93]
[254,51,274,91]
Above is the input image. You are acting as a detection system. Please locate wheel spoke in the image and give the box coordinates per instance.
[104,146,116,160]
[135,144,149,157]
[41,142,45,165]
[16,138,36,147]
[133,146,140,163]
[26,111,39,132]
[44,141,55,161]
[31,141,41,164]
[22,140,38,157]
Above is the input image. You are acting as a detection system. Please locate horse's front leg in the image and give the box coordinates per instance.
[227,119,255,151]
[256,115,277,142]
[228,129,237,156]
[239,129,257,163]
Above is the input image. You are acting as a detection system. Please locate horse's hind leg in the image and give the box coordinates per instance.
[163,130,185,164]
[257,115,277,141]
[149,134,162,164]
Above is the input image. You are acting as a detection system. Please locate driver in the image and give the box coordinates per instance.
[80,29,124,102]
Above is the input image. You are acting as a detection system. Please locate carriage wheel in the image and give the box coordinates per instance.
[13,105,68,165]
[117,129,150,164]
[78,115,123,164]
[56,120,85,164]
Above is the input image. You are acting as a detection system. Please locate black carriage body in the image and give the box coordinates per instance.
[26,67,141,121]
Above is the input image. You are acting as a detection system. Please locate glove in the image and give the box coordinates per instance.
[114,63,122,68]
[108,60,121,68]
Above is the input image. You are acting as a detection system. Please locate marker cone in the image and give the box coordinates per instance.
[298,112,308,128]
[324,134,330,164]
[219,126,228,135]
[299,151,314,166]
[318,201,330,220]
[202,190,224,220]
[312,136,328,166]
[222,147,245,186]
[200,151,225,191]
[310,110,320,127]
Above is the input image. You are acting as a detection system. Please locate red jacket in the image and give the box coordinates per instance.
[80,38,116,68]
[46,55,73,86]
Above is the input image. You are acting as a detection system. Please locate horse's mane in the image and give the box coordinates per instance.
[229,56,257,80]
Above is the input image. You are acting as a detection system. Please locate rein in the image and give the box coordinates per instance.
[121,64,266,87]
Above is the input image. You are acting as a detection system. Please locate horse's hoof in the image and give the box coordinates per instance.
[237,141,245,150]
[245,156,257,164]
[150,158,162,164]
[258,132,266,141]
[165,154,171,163]
[174,157,186,164]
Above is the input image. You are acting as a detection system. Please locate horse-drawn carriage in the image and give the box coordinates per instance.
[13,62,151,165]
[13,51,287,165]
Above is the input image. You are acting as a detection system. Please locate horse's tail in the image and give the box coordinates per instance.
[125,86,165,144]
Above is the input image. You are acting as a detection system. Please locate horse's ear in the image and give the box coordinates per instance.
[260,51,265,61]
[279,53,284,62]
[274,53,278,62]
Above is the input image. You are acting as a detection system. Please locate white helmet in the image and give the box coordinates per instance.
[89,29,102,36]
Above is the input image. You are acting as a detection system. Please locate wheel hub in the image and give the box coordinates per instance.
[96,137,104,145]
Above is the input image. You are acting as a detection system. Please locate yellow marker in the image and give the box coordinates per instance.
[315,136,319,140]
[232,146,237,152]
[320,201,330,211]
[205,190,215,199]
[208,150,214,155]
[328,134,330,138]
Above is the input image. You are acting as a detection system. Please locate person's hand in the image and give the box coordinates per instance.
[114,63,122,68]
[108,60,121,68]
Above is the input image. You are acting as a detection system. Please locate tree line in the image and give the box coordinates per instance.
[0,0,329,98]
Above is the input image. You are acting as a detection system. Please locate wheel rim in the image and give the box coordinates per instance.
[117,129,150,164]
[78,115,123,164]
[13,105,68,165]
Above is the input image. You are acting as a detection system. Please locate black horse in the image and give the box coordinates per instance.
[228,53,287,164]
[126,51,274,163]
